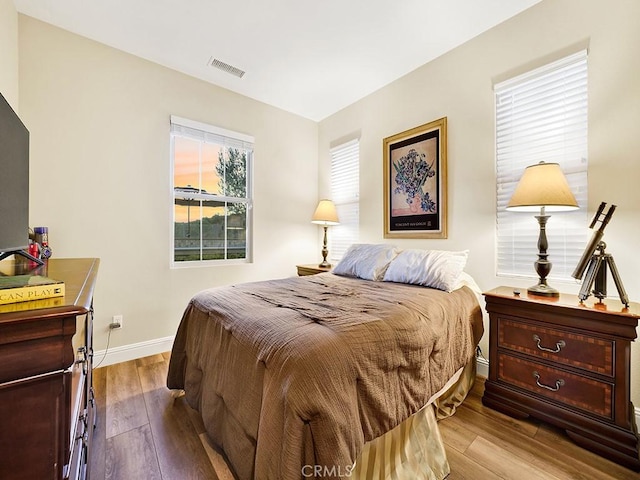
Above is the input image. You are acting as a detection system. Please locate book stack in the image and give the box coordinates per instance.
[0,274,65,305]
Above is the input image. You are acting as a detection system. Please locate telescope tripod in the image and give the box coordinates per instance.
[578,241,629,307]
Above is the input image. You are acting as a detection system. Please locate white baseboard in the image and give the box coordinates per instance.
[477,355,489,378]
[475,356,640,428]
[93,335,175,368]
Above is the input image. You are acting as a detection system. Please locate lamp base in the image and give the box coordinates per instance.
[319,225,331,269]
[527,283,559,297]
[528,211,559,298]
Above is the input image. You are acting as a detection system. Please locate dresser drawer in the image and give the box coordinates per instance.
[498,316,614,376]
[498,353,613,419]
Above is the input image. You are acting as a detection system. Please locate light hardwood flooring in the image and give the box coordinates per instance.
[89,353,640,480]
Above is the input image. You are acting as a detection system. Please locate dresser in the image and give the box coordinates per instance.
[483,286,640,470]
[0,258,99,480]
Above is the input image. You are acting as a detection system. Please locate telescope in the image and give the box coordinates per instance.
[572,202,629,307]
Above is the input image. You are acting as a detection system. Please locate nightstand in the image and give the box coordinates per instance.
[296,264,332,276]
[482,286,640,470]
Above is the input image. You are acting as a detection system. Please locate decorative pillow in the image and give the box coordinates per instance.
[332,244,399,281]
[382,249,469,292]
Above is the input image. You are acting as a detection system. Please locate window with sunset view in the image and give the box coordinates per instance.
[170,116,253,265]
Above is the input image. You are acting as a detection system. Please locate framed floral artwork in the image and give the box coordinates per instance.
[383,117,447,239]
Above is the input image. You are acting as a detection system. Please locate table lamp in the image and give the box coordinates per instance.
[311,199,339,268]
[506,161,579,296]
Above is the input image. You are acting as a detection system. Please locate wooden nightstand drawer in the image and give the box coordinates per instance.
[498,353,613,419]
[498,316,614,376]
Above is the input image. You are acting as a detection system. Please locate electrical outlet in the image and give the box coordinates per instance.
[110,314,123,329]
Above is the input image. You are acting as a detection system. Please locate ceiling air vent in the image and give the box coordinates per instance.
[208,57,245,78]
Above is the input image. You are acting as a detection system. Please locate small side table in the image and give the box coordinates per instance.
[296,264,332,276]
[483,286,640,470]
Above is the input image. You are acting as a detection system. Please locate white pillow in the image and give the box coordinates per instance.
[332,244,399,281]
[454,271,482,295]
[382,249,469,292]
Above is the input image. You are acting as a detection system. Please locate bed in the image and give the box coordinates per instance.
[167,245,484,479]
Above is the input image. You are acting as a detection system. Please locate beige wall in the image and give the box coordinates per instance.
[12,0,640,404]
[319,0,640,404]
[0,0,19,108]
[18,16,319,352]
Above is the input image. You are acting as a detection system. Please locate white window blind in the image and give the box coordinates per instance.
[330,139,359,261]
[170,116,254,151]
[496,50,588,280]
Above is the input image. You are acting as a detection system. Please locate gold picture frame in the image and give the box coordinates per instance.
[383,117,447,239]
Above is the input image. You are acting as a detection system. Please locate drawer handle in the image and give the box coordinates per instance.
[76,346,87,363]
[533,371,565,392]
[533,334,566,353]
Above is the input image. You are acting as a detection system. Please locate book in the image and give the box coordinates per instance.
[0,275,65,305]
[0,296,65,312]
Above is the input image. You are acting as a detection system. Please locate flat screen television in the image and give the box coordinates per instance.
[0,91,38,263]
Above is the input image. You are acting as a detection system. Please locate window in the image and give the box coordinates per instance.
[329,139,359,261]
[171,116,253,265]
[495,50,588,280]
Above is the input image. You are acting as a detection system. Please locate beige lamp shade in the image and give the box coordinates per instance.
[506,161,579,212]
[311,199,340,225]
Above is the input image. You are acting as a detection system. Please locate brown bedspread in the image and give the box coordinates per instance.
[167,273,483,479]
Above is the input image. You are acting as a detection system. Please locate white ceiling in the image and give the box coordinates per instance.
[13,0,540,121]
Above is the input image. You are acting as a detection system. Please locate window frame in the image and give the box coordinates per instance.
[495,50,588,282]
[170,115,254,268]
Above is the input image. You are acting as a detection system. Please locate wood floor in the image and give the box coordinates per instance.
[89,353,639,480]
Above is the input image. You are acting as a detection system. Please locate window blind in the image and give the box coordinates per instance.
[495,50,588,280]
[330,139,359,261]
[170,115,254,150]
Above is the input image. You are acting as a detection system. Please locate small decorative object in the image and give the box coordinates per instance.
[383,117,447,239]
[506,161,579,297]
[33,226,52,259]
[311,199,339,268]
[572,202,629,307]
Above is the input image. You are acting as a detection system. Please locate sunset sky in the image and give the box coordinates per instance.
[173,136,222,193]
[173,136,223,223]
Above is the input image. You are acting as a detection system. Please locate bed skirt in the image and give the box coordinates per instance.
[351,357,477,480]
